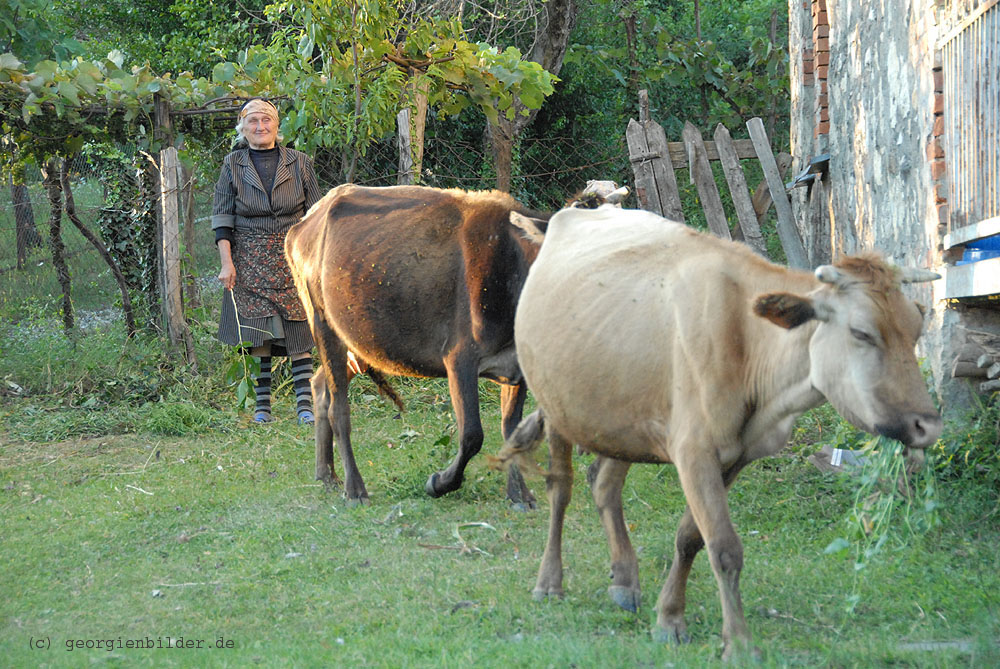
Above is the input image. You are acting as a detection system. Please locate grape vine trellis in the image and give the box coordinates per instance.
[1,2,559,360]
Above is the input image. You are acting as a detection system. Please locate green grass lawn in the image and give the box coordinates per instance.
[2,373,999,667]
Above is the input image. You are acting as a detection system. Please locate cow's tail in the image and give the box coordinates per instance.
[365,368,405,412]
[488,408,548,477]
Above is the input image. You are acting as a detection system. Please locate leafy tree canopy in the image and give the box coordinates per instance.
[1,0,557,169]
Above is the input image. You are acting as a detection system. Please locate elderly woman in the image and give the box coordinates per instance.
[212,98,322,424]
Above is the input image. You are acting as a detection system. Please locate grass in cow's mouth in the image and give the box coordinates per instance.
[1,318,999,666]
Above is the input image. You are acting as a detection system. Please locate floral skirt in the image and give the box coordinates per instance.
[216,230,314,353]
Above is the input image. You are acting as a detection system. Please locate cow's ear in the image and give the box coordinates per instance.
[914,300,927,319]
[753,292,820,329]
[509,211,547,244]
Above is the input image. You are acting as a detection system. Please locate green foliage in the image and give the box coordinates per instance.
[932,393,1000,486]
[822,437,941,611]
[223,346,261,412]
[0,0,84,66]
[558,0,788,139]
[80,143,159,319]
[2,0,557,186]
[135,399,215,436]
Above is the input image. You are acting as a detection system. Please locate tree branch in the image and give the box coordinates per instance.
[60,160,138,338]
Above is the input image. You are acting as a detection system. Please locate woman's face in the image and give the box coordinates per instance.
[243,112,278,149]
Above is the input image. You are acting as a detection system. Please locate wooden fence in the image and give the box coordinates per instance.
[626,90,805,267]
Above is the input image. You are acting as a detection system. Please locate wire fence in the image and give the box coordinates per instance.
[0,130,631,328]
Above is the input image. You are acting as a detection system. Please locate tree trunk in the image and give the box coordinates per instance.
[60,159,138,337]
[489,121,516,192]
[487,0,577,191]
[42,159,74,333]
[622,2,640,119]
[11,175,43,270]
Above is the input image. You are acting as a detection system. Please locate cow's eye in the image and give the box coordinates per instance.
[850,328,877,346]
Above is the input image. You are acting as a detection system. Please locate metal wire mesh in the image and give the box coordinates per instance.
[1,129,631,319]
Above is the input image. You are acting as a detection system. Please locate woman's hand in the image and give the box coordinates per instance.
[217,239,236,291]
[218,260,236,291]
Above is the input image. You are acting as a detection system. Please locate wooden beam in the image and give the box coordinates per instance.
[944,255,1000,298]
[747,117,809,269]
[943,216,1000,249]
[683,122,731,240]
[627,119,684,222]
[714,124,766,256]
[665,139,757,164]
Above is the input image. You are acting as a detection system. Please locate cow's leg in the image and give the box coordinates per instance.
[655,460,749,649]
[654,506,700,645]
[311,320,368,504]
[534,428,574,599]
[589,456,639,612]
[500,382,536,510]
[426,353,483,497]
[662,453,753,660]
[310,369,341,488]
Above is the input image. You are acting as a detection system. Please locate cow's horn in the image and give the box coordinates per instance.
[604,186,630,205]
[898,267,941,283]
[814,265,844,285]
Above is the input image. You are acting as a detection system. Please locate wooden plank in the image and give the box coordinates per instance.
[751,152,792,221]
[944,255,1000,297]
[938,0,1000,47]
[627,118,663,216]
[942,215,1000,249]
[645,122,684,222]
[683,122,731,240]
[667,139,757,164]
[980,379,1000,392]
[714,124,766,256]
[396,108,414,185]
[746,117,809,268]
[953,360,989,378]
[627,119,684,222]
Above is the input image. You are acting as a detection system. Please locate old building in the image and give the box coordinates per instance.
[788,0,1000,411]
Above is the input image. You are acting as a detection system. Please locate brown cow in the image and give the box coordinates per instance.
[285,184,556,507]
[496,205,942,659]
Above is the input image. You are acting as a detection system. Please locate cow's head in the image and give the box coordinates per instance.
[753,255,942,449]
[511,183,629,245]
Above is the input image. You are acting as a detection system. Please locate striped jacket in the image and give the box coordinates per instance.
[211,145,322,235]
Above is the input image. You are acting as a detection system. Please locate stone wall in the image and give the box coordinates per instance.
[787,0,1000,412]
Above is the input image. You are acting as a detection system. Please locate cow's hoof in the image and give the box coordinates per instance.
[425,473,442,497]
[652,624,690,645]
[426,472,456,498]
[344,495,370,508]
[609,585,640,613]
[532,587,564,602]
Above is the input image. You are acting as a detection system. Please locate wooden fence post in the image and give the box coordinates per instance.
[626,123,685,221]
[683,121,731,240]
[714,124,767,256]
[747,117,809,268]
[397,108,414,185]
[159,147,196,366]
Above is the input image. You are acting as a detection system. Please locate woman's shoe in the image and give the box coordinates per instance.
[297,410,315,425]
[253,410,274,423]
